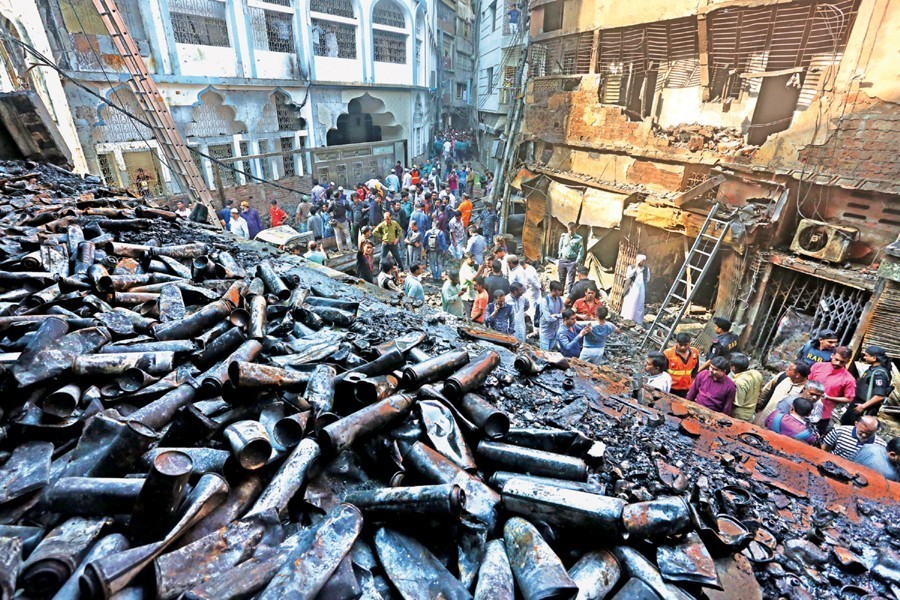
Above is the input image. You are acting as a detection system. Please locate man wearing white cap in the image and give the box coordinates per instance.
[228,208,249,239]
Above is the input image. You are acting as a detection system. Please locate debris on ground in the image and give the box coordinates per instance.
[0,160,897,600]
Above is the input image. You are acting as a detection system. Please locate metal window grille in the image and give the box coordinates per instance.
[374,30,406,63]
[275,94,304,131]
[238,140,250,183]
[528,31,592,76]
[503,65,517,87]
[250,8,294,52]
[258,139,273,180]
[191,150,206,187]
[709,0,859,99]
[312,19,357,58]
[751,265,870,364]
[373,0,405,28]
[261,0,291,6]
[208,143,236,187]
[94,89,154,144]
[280,137,296,178]
[186,96,243,138]
[97,153,116,185]
[169,0,230,47]
[309,0,354,17]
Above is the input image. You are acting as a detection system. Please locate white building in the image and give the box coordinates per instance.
[0,0,439,196]
[474,0,524,171]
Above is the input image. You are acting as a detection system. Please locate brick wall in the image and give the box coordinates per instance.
[214,174,313,226]
[797,92,900,195]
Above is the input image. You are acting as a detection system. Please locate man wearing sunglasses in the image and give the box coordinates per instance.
[809,346,856,435]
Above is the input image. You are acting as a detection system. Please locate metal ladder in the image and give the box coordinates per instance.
[640,203,733,351]
[90,0,221,228]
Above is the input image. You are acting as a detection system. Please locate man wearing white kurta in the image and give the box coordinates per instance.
[621,254,649,325]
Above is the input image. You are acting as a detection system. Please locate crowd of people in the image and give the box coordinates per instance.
[187,146,898,484]
[434,128,477,163]
[634,323,898,482]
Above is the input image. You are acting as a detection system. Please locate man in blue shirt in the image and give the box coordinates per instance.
[219,199,233,229]
[307,207,324,241]
[853,436,899,482]
[580,305,620,365]
[404,263,426,303]
[480,205,499,239]
[539,281,565,351]
[368,195,384,226]
[410,202,430,233]
[466,225,487,265]
[484,290,515,335]
[796,328,838,366]
[556,309,586,358]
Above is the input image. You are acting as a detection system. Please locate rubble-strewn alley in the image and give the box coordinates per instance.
[0,162,896,600]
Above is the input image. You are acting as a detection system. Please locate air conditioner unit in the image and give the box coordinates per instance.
[790,219,858,262]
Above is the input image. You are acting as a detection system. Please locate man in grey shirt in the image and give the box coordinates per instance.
[307,207,324,241]
[465,225,487,266]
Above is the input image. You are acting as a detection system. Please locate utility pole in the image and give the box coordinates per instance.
[91,0,221,227]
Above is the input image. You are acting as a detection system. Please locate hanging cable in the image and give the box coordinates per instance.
[0,29,313,198]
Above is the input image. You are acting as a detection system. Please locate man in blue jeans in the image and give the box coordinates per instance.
[539,281,565,350]
[579,305,620,365]
[557,221,585,294]
[373,211,405,270]
[423,220,448,281]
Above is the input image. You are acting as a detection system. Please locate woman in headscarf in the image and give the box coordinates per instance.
[620,254,649,325]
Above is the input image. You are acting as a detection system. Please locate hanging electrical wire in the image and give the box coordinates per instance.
[0,28,313,198]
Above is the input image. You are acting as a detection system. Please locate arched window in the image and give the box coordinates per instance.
[310,0,357,58]
[93,88,154,144]
[372,0,407,64]
[373,0,405,27]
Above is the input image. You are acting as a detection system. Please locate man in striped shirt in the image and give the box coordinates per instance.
[821,416,885,461]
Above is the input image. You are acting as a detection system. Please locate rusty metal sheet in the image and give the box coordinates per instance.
[547,181,583,225]
[580,188,627,229]
[0,441,53,504]
[510,167,538,191]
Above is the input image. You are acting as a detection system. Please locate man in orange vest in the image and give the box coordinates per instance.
[664,332,701,398]
[458,193,473,228]
[410,165,421,186]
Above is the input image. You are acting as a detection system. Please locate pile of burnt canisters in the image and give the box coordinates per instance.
[0,162,818,599]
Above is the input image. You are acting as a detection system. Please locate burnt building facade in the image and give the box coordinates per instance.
[516,0,899,362]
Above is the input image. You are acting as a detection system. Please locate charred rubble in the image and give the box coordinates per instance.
[0,161,897,600]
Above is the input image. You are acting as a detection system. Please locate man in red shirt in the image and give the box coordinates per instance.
[809,346,856,436]
[410,165,421,186]
[269,199,288,227]
[572,286,602,320]
[470,276,489,323]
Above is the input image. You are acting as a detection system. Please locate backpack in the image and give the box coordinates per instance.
[428,233,438,250]
[771,412,815,443]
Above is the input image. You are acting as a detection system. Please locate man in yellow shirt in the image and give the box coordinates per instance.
[373,211,405,270]
[730,353,764,421]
